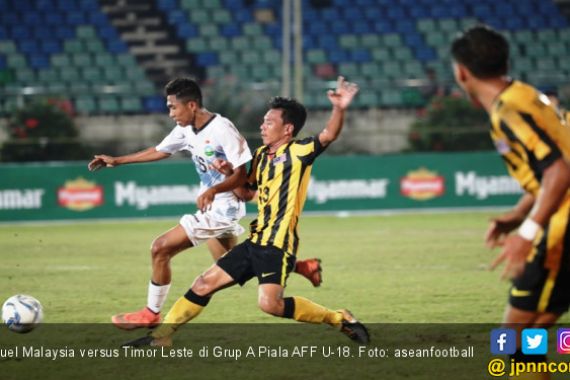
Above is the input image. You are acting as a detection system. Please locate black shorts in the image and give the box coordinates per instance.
[509,200,570,314]
[217,239,296,287]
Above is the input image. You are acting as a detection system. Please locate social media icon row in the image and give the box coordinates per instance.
[491,328,570,355]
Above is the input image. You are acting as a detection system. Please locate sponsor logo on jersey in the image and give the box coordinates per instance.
[57,177,103,211]
[400,168,445,200]
[204,145,215,157]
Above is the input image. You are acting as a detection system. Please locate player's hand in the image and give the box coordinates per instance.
[484,214,524,248]
[327,76,359,110]
[197,188,217,212]
[489,234,533,280]
[88,155,117,171]
[210,158,234,176]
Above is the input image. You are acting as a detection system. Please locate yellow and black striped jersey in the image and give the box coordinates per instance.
[490,81,570,196]
[247,135,325,255]
[562,109,570,127]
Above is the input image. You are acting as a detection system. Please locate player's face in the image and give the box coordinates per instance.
[452,62,465,91]
[452,62,478,104]
[260,109,292,147]
[166,95,196,126]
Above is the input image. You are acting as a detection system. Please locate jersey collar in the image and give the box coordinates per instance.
[192,114,217,134]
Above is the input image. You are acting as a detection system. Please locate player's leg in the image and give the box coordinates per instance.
[206,236,237,261]
[253,245,369,344]
[113,212,242,329]
[112,224,193,329]
[150,263,236,340]
[206,238,325,287]
[122,263,236,347]
[503,206,570,380]
[122,240,254,347]
[151,224,194,285]
[257,283,369,344]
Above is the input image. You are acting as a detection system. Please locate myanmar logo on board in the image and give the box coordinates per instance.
[400,168,445,201]
[57,177,103,211]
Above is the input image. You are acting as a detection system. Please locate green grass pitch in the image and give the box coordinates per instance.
[2,212,569,380]
[3,211,560,324]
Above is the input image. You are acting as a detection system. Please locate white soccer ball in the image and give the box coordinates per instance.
[2,295,43,333]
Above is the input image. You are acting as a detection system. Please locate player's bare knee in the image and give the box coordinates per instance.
[150,237,169,260]
[258,298,283,316]
[191,275,214,297]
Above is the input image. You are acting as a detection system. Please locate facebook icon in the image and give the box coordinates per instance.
[491,328,517,355]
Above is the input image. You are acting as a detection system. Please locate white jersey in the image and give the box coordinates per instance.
[156,114,252,221]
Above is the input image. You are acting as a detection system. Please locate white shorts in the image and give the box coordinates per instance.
[179,211,246,246]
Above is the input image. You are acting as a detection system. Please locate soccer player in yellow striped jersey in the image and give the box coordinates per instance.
[123,77,370,348]
[452,26,570,379]
[247,111,322,255]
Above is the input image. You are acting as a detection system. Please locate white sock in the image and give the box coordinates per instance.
[147,281,171,314]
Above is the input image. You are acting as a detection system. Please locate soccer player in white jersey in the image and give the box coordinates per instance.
[88,78,322,329]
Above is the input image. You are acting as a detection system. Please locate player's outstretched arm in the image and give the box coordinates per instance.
[88,147,170,171]
[318,76,359,148]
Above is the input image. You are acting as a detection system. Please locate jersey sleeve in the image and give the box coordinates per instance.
[499,103,563,171]
[290,134,327,165]
[155,126,186,154]
[217,120,252,169]
[246,147,263,191]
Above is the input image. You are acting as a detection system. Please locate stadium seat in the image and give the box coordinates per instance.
[359,91,379,108]
[380,89,402,107]
[262,50,280,65]
[99,96,120,113]
[208,36,228,51]
[75,95,97,114]
[103,67,124,82]
[361,63,381,78]
[46,82,67,94]
[218,51,237,65]
[307,50,327,64]
[120,97,143,113]
[338,63,359,78]
[187,38,208,53]
[401,88,425,107]
[253,36,272,50]
[360,34,381,48]
[37,69,60,84]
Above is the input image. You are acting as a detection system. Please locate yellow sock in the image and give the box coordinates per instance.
[151,296,204,338]
[291,296,343,326]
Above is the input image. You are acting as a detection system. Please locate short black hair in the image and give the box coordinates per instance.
[268,97,307,137]
[451,25,509,79]
[164,77,203,107]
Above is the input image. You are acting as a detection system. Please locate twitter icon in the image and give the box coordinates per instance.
[522,329,548,355]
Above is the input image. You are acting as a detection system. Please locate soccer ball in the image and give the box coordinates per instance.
[2,295,43,333]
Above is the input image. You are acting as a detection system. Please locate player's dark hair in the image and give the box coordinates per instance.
[268,97,307,137]
[164,77,203,107]
[451,25,509,79]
